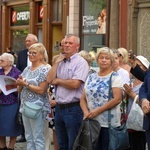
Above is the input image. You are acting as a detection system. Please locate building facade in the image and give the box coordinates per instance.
[0,0,150,64]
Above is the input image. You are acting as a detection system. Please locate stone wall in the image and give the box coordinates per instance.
[128,0,150,60]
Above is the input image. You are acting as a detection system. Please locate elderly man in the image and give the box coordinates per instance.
[47,34,89,150]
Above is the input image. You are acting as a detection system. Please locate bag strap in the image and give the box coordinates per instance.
[108,73,113,126]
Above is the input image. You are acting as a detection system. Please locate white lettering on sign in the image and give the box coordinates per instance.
[17,11,30,21]
[82,16,98,27]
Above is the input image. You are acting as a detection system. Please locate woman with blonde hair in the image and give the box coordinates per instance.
[16,43,50,150]
[118,47,131,74]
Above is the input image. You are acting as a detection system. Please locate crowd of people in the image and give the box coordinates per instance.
[0,33,150,150]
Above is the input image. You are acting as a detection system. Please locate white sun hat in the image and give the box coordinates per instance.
[136,55,150,69]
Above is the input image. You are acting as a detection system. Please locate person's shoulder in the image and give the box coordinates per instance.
[12,66,22,74]
[18,49,28,54]
[118,68,129,75]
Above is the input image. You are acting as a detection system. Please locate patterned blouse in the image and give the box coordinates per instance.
[84,72,122,127]
[20,65,50,114]
[0,66,21,105]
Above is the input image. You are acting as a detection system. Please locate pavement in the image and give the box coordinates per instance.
[7,130,54,150]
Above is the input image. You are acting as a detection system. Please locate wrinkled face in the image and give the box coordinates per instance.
[97,53,112,69]
[63,36,79,58]
[0,56,11,68]
[26,36,37,49]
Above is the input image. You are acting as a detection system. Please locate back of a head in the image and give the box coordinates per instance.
[78,50,92,66]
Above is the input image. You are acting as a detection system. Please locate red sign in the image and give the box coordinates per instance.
[39,6,43,19]
[12,11,17,23]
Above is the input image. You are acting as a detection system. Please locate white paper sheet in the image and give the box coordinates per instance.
[0,75,17,95]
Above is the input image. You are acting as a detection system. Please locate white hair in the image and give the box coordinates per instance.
[1,53,14,65]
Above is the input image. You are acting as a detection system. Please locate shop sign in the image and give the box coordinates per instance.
[39,6,43,19]
[82,15,98,34]
[11,6,29,26]
[38,4,43,23]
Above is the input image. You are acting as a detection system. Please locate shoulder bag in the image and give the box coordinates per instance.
[22,101,43,119]
[108,73,130,150]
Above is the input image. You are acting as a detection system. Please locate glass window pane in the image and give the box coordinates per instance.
[11,29,29,54]
[53,0,57,21]
[81,0,107,51]
[38,28,43,43]
[58,0,62,21]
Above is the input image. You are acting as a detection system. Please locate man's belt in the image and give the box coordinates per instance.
[57,101,80,109]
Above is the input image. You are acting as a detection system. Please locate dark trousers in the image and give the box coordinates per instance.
[146,130,150,150]
[95,127,109,150]
[127,131,146,150]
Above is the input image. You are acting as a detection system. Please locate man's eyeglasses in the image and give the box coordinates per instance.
[27,51,37,57]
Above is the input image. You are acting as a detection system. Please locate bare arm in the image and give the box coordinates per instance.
[87,87,122,118]
[16,76,48,95]
[80,90,90,119]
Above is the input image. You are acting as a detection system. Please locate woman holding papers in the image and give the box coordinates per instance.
[0,53,22,150]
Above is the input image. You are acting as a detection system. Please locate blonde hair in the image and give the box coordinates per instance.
[78,50,92,66]
[89,51,96,60]
[96,47,114,64]
[29,43,46,54]
[117,47,128,63]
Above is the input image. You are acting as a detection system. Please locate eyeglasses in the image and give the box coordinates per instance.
[27,51,37,57]
[118,54,122,57]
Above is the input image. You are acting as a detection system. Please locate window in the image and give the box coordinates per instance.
[81,0,107,51]
[52,0,62,22]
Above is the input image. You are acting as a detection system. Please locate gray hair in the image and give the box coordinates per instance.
[27,34,38,42]
[0,53,14,65]
[65,33,80,44]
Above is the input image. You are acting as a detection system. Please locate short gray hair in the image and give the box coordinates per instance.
[27,34,38,42]
[65,33,80,44]
[0,53,14,65]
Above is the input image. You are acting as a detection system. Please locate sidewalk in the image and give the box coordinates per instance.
[7,130,54,150]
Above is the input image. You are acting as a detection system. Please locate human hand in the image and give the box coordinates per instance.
[50,99,56,107]
[87,108,99,119]
[16,76,26,86]
[141,99,150,114]
[128,50,136,68]
[55,53,65,64]
[123,84,136,99]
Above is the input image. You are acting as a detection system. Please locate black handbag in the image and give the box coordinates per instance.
[108,73,130,150]
[73,118,101,150]
[15,94,23,125]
